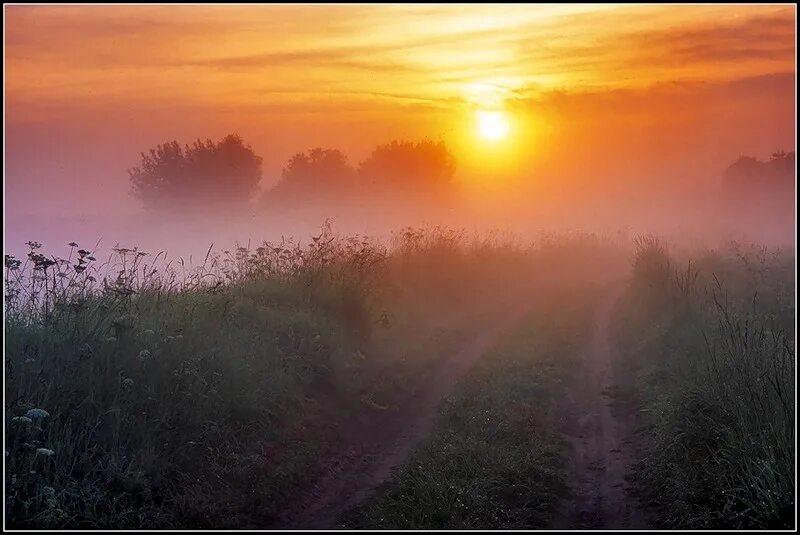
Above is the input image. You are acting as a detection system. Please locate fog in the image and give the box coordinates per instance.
[4,6,796,531]
[4,6,796,264]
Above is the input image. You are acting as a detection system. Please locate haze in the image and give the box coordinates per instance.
[4,4,796,257]
[3,5,797,531]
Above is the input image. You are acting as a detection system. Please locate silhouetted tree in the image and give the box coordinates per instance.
[722,150,795,200]
[767,150,795,177]
[719,150,794,242]
[357,140,456,198]
[266,148,356,202]
[129,134,262,211]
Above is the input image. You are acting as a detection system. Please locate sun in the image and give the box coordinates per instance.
[476,110,510,141]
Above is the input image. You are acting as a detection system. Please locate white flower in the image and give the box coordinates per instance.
[25,408,49,420]
[35,448,55,457]
[137,349,151,361]
[12,416,33,424]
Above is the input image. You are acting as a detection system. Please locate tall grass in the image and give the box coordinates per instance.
[5,224,624,528]
[616,236,795,529]
[6,229,390,527]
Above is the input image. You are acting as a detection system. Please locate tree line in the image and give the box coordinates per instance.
[128,133,794,215]
[128,134,456,212]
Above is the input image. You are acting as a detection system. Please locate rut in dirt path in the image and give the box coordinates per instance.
[554,284,650,529]
[271,308,527,529]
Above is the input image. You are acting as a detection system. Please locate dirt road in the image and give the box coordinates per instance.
[554,284,649,529]
[271,308,527,529]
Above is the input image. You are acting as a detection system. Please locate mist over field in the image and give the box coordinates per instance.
[5,133,794,263]
[4,4,796,531]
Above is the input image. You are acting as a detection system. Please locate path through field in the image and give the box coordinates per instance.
[554,284,650,529]
[271,307,528,529]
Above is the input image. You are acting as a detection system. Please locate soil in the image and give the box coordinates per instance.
[270,306,528,529]
[269,286,650,530]
[553,283,650,529]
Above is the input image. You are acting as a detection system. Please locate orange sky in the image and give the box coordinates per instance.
[4,4,797,218]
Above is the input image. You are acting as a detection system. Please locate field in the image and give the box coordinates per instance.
[3,226,795,529]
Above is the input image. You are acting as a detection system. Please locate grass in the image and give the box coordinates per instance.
[612,236,795,529]
[346,281,603,529]
[5,225,624,529]
[15,224,786,529]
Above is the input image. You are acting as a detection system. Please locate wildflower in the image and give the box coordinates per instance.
[4,255,22,270]
[137,349,151,361]
[36,448,55,457]
[12,416,33,425]
[25,408,49,420]
[122,378,134,391]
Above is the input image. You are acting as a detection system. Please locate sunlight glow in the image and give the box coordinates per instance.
[476,110,510,141]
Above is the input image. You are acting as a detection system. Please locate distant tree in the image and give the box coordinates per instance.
[129,134,262,211]
[722,150,795,199]
[722,155,764,196]
[267,148,356,202]
[357,140,456,198]
[768,150,795,177]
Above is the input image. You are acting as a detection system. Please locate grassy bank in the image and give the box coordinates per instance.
[613,237,795,529]
[346,282,603,529]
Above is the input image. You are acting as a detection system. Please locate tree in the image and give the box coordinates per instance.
[722,150,795,199]
[267,148,356,202]
[128,134,262,211]
[768,150,795,178]
[721,155,763,197]
[357,140,456,198]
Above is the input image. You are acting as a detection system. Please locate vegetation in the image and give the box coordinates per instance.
[4,225,793,530]
[347,283,602,529]
[4,226,615,529]
[266,148,356,204]
[357,140,456,199]
[128,134,262,211]
[718,150,795,239]
[613,236,795,529]
[722,150,795,199]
